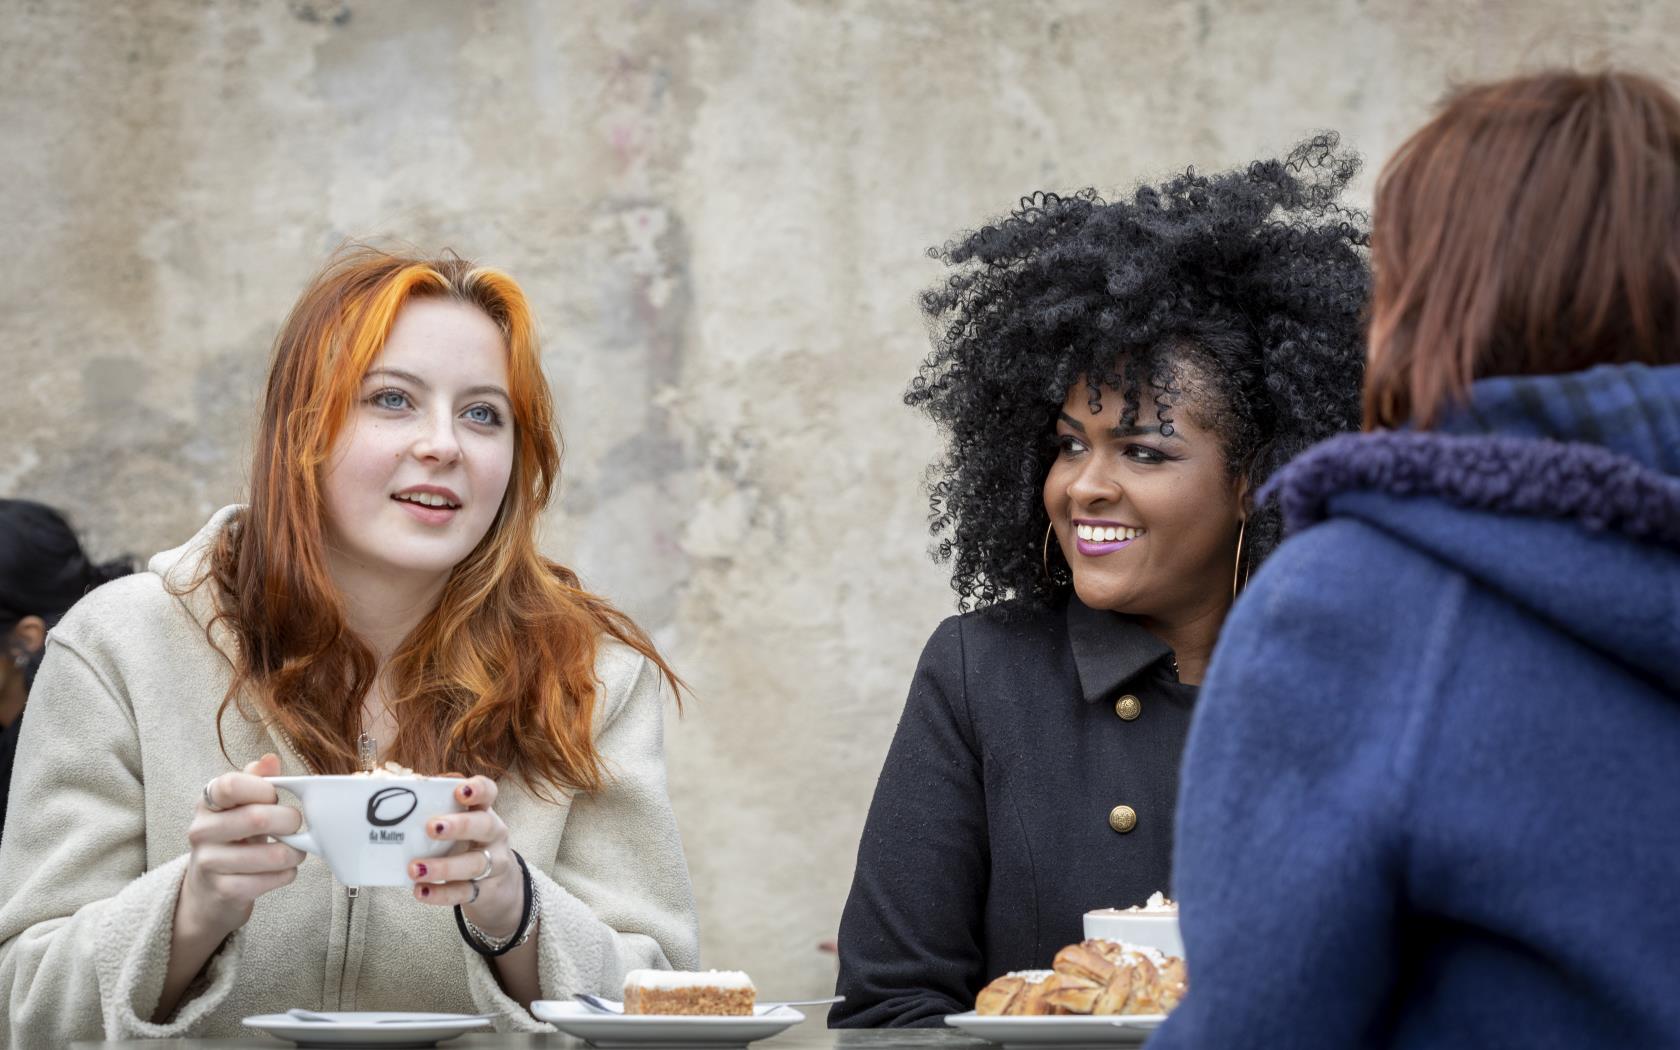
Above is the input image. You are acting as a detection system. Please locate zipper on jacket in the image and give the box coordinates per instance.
[262,726,364,1006]
[340,885,358,1008]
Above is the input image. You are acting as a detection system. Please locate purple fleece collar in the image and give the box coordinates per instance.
[1263,431,1680,550]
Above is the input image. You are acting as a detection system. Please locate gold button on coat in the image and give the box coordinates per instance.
[1108,805,1138,834]
[1115,694,1142,721]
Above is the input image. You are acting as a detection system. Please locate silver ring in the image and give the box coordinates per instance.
[202,781,225,813]
[467,881,481,904]
[469,849,495,882]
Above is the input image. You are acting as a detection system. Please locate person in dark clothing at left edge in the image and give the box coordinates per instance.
[0,500,133,840]
[831,137,1371,1028]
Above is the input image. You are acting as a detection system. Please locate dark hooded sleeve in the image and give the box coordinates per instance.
[1148,521,1431,1049]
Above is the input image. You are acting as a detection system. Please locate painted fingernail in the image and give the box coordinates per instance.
[434,821,447,835]
[420,885,431,897]
[462,786,474,798]
[414,863,427,877]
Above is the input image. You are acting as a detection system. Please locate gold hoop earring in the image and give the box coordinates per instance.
[1231,518,1248,602]
[1042,522,1058,582]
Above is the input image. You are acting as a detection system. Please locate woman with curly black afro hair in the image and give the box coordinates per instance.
[831,135,1369,1029]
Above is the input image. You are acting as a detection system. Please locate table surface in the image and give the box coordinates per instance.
[69,1007,1004,1049]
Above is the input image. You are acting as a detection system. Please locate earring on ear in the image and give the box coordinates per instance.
[1231,518,1249,601]
[1042,522,1061,583]
[9,649,27,669]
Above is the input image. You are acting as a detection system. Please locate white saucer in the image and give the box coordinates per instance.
[530,1001,805,1047]
[944,1010,1165,1046]
[242,1011,492,1048]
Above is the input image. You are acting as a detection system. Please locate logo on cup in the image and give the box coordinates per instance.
[367,787,418,828]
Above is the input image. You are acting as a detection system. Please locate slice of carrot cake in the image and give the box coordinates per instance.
[622,970,756,1016]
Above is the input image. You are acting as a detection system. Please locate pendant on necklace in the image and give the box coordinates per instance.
[357,732,376,772]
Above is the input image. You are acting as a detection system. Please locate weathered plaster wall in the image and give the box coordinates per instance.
[3,0,1675,997]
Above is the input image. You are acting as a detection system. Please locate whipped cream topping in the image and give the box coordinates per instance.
[1126,891,1177,914]
[352,761,418,778]
[624,969,755,991]
[1087,891,1179,919]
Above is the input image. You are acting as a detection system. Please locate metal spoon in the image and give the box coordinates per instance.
[573,994,844,1015]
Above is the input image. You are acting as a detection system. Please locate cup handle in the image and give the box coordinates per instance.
[267,779,313,855]
[279,830,319,855]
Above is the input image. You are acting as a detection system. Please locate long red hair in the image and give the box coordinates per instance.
[205,247,680,797]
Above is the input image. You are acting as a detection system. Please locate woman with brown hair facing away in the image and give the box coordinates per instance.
[1150,71,1680,1049]
[0,249,698,1041]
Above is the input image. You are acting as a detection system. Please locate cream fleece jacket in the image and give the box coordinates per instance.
[0,508,699,1045]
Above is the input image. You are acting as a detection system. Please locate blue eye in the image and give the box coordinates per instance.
[370,389,411,411]
[463,403,504,426]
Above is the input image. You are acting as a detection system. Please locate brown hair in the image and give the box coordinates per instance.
[205,247,681,798]
[1366,70,1680,429]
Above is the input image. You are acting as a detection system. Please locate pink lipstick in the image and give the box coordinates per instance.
[1076,535,1138,557]
[1072,519,1145,558]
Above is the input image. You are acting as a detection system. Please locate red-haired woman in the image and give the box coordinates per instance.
[1150,72,1680,1048]
[0,250,698,1041]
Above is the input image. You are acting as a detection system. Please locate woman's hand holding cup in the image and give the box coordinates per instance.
[180,752,307,941]
[410,776,521,937]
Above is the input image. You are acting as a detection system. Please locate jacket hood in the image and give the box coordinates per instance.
[1265,364,1680,688]
[147,504,242,632]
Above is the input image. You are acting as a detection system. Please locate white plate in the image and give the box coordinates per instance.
[530,1001,805,1047]
[242,1012,492,1048]
[944,1011,1165,1046]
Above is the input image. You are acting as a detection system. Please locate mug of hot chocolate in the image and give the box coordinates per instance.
[268,763,466,886]
[1083,891,1183,958]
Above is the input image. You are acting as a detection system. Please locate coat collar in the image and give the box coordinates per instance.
[1065,595,1176,703]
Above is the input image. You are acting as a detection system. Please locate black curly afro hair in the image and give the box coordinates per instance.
[907,133,1370,611]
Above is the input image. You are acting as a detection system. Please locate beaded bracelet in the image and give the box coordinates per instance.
[455,850,539,958]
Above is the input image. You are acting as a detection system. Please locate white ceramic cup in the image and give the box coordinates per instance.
[1082,908,1184,958]
[269,775,467,887]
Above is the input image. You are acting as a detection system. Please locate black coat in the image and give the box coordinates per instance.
[832,596,1198,1028]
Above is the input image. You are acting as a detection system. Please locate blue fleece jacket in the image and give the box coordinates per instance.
[1148,364,1680,1049]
